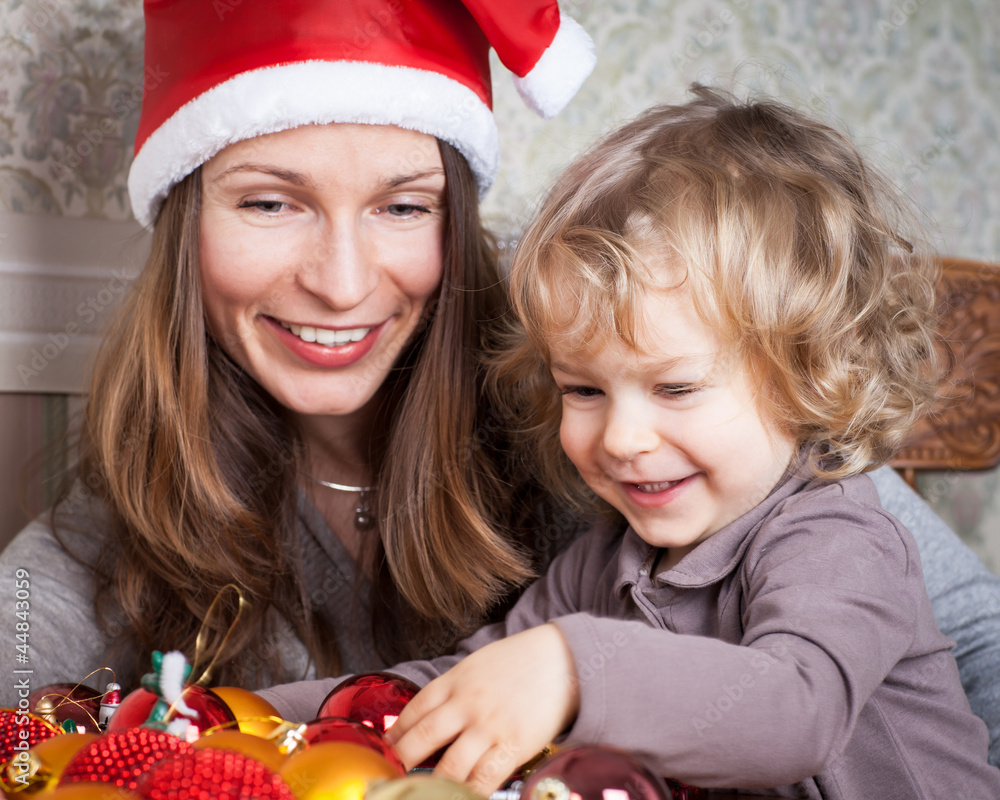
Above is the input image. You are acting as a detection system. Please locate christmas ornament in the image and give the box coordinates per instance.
[317,672,420,735]
[59,727,194,791]
[106,684,235,736]
[278,740,404,800]
[32,783,142,799]
[98,684,121,730]
[0,709,62,763]
[193,729,286,772]
[518,746,672,800]
[0,732,98,795]
[210,686,282,738]
[136,746,296,800]
[366,774,484,800]
[280,717,404,771]
[28,684,100,730]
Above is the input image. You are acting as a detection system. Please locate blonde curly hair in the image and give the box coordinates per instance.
[493,85,939,511]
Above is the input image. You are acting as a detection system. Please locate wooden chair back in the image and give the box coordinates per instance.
[892,257,1000,489]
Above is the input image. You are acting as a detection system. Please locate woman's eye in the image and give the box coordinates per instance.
[561,385,603,398]
[238,199,289,214]
[380,203,431,218]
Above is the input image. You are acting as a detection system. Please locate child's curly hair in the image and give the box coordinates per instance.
[492,85,939,511]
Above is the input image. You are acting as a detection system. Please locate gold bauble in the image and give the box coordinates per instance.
[210,686,284,737]
[366,774,486,800]
[279,741,403,800]
[1,733,98,795]
[194,729,286,772]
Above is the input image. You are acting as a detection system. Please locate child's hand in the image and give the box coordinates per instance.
[386,624,579,795]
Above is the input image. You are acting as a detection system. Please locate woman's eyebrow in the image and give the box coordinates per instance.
[215,164,309,185]
[378,168,445,191]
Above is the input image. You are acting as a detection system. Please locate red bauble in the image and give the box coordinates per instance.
[29,684,100,729]
[59,727,194,790]
[137,747,296,799]
[291,717,404,771]
[317,672,420,736]
[106,685,235,733]
[519,746,673,800]
[0,708,61,763]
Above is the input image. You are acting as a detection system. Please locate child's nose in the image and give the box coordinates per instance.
[602,405,659,460]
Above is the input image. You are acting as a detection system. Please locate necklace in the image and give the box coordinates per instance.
[310,476,376,531]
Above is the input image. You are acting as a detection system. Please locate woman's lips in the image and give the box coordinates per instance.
[264,315,386,368]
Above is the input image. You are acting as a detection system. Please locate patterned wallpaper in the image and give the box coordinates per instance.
[0,0,998,567]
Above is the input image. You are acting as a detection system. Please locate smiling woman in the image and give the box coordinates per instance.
[0,0,598,691]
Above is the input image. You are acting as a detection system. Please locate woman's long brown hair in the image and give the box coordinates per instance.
[65,141,548,689]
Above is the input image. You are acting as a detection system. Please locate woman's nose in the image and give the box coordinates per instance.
[297,220,380,311]
[601,402,660,461]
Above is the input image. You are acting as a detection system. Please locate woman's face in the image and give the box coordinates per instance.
[199,123,445,419]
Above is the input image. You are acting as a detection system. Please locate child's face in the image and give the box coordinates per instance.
[550,285,797,565]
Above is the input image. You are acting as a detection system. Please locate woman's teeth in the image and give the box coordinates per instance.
[280,321,371,347]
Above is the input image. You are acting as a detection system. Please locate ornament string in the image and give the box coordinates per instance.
[189,584,248,688]
[38,667,116,732]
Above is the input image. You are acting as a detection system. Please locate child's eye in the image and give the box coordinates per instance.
[656,384,699,398]
[561,385,604,398]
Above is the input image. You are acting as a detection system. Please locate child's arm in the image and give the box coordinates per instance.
[256,518,620,725]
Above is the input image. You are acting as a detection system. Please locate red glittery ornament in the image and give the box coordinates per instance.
[317,672,419,735]
[59,727,194,791]
[0,708,61,762]
[106,685,235,733]
[519,746,673,800]
[136,747,296,799]
[289,717,404,770]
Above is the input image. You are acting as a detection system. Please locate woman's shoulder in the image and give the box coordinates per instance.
[0,487,112,700]
[3,484,111,566]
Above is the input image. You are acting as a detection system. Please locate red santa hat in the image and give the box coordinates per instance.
[127,0,596,226]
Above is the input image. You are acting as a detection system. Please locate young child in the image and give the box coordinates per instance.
[260,87,1000,798]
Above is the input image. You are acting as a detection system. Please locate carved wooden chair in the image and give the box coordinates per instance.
[892,258,1000,490]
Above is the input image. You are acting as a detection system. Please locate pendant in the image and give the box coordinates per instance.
[354,489,375,531]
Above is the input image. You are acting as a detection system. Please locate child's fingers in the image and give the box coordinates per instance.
[432,727,496,788]
[386,677,450,743]
[390,694,465,769]
[463,741,526,796]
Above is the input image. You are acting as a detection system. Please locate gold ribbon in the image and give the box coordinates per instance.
[189,584,249,687]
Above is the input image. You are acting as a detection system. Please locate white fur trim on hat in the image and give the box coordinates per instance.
[127,61,499,227]
[513,16,596,119]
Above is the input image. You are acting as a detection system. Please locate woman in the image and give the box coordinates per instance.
[2,0,998,762]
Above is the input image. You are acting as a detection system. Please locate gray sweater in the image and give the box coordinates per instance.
[262,471,1000,799]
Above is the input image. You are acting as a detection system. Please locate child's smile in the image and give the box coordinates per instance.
[550,285,797,566]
